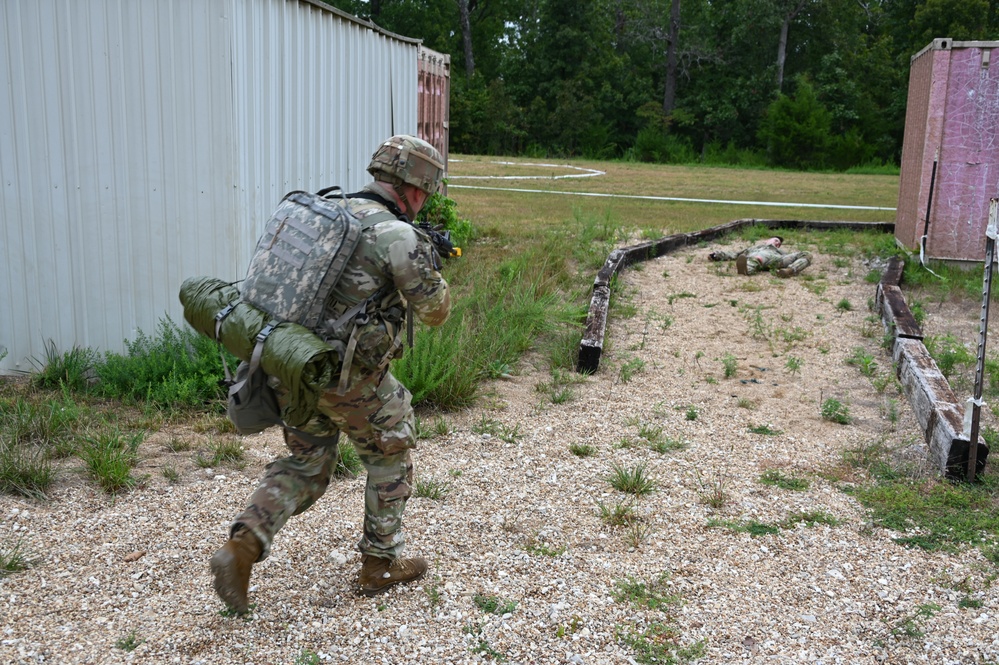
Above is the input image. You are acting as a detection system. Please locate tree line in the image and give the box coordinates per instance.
[326,0,999,170]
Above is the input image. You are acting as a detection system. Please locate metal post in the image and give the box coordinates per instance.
[966,198,998,482]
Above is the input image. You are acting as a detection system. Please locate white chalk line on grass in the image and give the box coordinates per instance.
[448,160,605,179]
[448,184,897,211]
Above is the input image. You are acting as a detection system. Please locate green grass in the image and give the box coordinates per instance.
[782,510,840,527]
[473,593,517,615]
[618,622,706,665]
[414,477,451,500]
[748,424,783,436]
[203,437,245,468]
[29,341,97,392]
[843,441,999,555]
[333,439,364,478]
[569,442,597,457]
[597,500,638,526]
[619,357,646,383]
[294,650,320,665]
[924,334,976,379]
[0,439,57,500]
[707,518,781,537]
[612,574,680,610]
[695,469,728,509]
[608,462,656,495]
[79,429,144,494]
[758,468,809,491]
[0,537,35,577]
[708,511,839,536]
[524,537,567,557]
[115,631,144,652]
[416,414,451,439]
[535,368,586,405]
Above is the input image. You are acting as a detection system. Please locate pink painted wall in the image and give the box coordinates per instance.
[895,40,999,262]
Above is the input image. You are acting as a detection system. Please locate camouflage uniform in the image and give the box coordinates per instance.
[230,181,450,561]
[711,242,812,276]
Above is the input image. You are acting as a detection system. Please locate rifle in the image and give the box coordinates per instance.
[408,222,461,347]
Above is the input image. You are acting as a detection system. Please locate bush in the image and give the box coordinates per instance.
[758,77,833,170]
[93,317,230,409]
[633,127,696,164]
[417,190,476,248]
[700,140,768,167]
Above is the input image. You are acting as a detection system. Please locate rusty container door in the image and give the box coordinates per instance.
[417,46,451,183]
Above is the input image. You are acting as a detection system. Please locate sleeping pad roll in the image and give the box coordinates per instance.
[179,276,340,427]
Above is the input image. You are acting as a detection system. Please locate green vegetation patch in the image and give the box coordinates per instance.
[844,441,999,556]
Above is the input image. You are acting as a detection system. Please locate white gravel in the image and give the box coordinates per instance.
[1,240,996,664]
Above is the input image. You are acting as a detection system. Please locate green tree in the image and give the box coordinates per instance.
[758,77,832,168]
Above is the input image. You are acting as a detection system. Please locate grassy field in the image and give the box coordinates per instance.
[447,155,899,239]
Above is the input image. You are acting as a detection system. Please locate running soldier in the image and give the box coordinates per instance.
[210,135,451,612]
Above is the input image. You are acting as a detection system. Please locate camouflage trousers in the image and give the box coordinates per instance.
[745,249,812,276]
[230,366,415,561]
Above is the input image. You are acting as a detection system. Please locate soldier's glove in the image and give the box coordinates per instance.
[708,252,720,261]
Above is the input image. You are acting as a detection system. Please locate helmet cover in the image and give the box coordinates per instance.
[367,135,445,195]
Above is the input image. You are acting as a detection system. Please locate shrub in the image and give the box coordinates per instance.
[93,318,230,409]
[821,398,851,424]
[758,78,833,170]
[633,126,696,164]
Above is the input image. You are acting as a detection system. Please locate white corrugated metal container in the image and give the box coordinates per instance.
[0,0,424,373]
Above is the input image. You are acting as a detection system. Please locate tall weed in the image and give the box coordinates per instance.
[93,317,230,409]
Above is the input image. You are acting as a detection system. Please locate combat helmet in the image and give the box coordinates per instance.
[368,134,444,219]
[367,135,445,197]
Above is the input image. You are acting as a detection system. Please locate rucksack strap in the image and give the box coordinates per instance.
[214,302,240,385]
[344,191,407,221]
[229,319,280,406]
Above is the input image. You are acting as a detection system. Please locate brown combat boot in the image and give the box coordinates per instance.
[775,268,794,278]
[736,255,749,275]
[357,555,428,596]
[210,527,263,613]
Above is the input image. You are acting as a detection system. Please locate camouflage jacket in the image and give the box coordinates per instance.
[320,182,451,369]
[713,243,786,270]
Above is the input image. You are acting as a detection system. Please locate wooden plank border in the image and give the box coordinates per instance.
[577,219,893,373]
[877,257,990,477]
[576,218,989,477]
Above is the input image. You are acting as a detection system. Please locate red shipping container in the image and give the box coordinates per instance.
[418,46,450,184]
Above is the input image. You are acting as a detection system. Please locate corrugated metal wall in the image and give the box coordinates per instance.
[0,0,426,373]
[229,0,420,270]
[0,0,236,373]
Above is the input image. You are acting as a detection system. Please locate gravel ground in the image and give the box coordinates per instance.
[1,239,997,665]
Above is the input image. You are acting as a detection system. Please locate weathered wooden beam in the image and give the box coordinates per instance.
[876,283,924,340]
[892,337,989,477]
[577,250,626,373]
[881,255,905,287]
